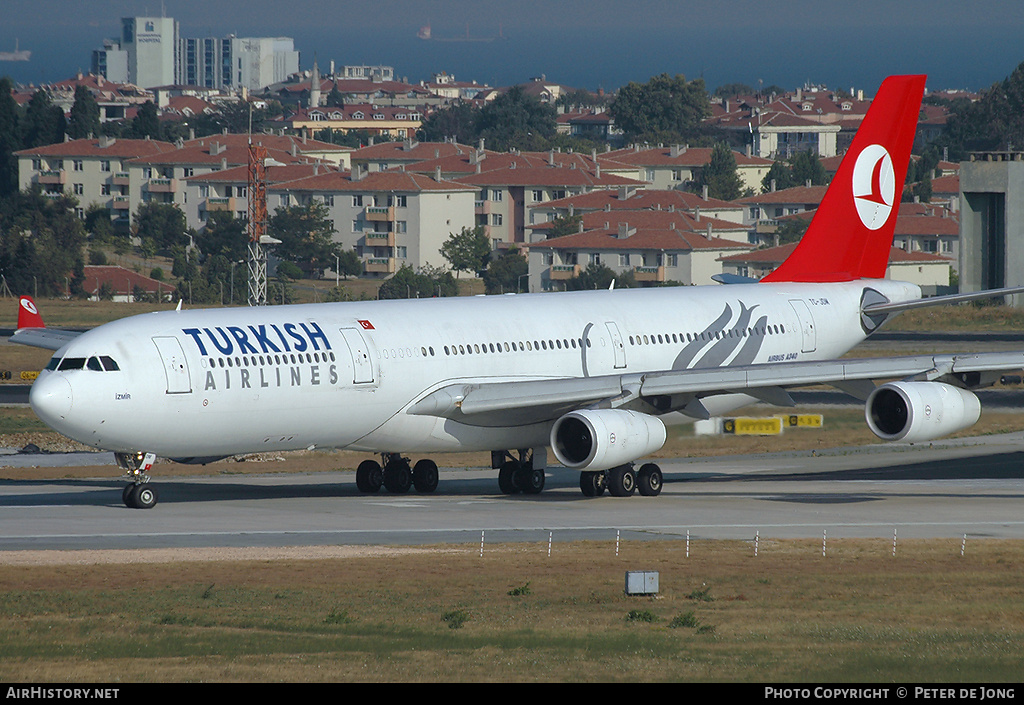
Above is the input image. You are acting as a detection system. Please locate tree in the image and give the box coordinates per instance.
[68,85,101,140]
[440,225,491,277]
[131,101,161,140]
[378,264,458,299]
[761,160,795,193]
[936,60,1024,159]
[419,101,480,144]
[775,217,810,245]
[20,90,66,148]
[335,248,362,279]
[483,248,528,294]
[544,213,583,239]
[134,202,192,251]
[476,86,557,151]
[698,142,743,201]
[0,77,21,197]
[0,187,87,297]
[789,151,828,186]
[608,74,710,143]
[565,262,636,290]
[268,201,339,275]
[199,210,247,262]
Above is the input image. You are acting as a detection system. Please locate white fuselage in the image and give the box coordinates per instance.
[29,278,921,459]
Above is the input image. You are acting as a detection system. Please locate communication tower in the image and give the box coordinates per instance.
[246,141,268,306]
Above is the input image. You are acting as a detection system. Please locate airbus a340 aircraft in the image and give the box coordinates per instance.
[14,74,1024,509]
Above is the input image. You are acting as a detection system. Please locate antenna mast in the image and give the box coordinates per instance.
[246,107,268,306]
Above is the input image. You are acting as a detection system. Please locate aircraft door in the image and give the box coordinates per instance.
[788,300,817,353]
[339,327,376,384]
[152,336,192,394]
[605,322,627,369]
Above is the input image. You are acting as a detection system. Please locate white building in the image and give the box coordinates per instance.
[179,36,299,92]
[120,16,179,89]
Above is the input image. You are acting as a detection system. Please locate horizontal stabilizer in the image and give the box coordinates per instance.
[712,273,758,285]
[862,285,1024,315]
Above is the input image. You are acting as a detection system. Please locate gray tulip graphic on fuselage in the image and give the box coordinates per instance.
[672,302,768,370]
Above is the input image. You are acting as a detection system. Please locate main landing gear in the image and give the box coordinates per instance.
[493,449,546,495]
[579,462,663,498]
[115,451,159,509]
[355,453,439,494]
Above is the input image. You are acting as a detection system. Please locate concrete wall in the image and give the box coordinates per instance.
[959,155,1024,306]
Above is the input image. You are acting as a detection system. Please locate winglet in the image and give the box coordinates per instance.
[17,296,45,330]
[762,75,927,283]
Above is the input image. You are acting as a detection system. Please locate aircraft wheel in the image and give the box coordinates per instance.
[383,458,412,493]
[498,461,520,494]
[517,466,545,495]
[127,484,158,509]
[607,465,636,497]
[637,463,663,496]
[356,459,383,493]
[122,484,135,507]
[580,471,605,497]
[412,459,439,493]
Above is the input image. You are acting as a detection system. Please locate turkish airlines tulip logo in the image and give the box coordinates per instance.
[852,144,895,230]
[20,298,37,315]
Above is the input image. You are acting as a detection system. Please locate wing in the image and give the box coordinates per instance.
[10,327,81,351]
[407,351,1024,425]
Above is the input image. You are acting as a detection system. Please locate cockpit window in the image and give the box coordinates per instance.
[51,355,120,372]
[56,357,86,371]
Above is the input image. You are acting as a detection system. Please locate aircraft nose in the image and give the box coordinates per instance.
[29,374,73,424]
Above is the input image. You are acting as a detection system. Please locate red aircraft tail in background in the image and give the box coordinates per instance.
[761,74,927,283]
[17,296,45,330]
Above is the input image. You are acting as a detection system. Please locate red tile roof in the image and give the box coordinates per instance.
[532,225,752,253]
[82,266,170,296]
[15,137,176,159]
[270,169,476,194]
[719,244,950,265]
[603,145,772,167]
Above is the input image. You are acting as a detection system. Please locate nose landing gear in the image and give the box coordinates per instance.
[115,451,158,509]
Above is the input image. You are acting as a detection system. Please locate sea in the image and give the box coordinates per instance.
[0,21,1020,96]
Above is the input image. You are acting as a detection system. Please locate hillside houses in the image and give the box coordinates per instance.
[8,64,968,294]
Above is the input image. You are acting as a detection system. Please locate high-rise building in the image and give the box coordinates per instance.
[180,36,299,91]
[92,17,299,93]
[120,16,179,89]
[91,39,129,84]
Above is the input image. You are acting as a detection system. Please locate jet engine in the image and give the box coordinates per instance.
[551,409,667,471]
[865,381,981,442]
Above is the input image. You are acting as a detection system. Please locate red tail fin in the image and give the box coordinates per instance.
[761,74,926,283]
[17,296,45,330]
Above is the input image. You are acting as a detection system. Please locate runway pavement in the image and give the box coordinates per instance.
[2,431,1024,552]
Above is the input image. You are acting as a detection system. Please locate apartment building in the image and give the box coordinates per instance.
[15,136,177,220]
[528,211,753,291]
[719,244,952,294]
[529,187,746,228]
[455,162,645,246]
[281,104,424,140]
[349,140,475,174]
[182,162,342,231]
[266,170,477,274]
[601,144,773,193]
